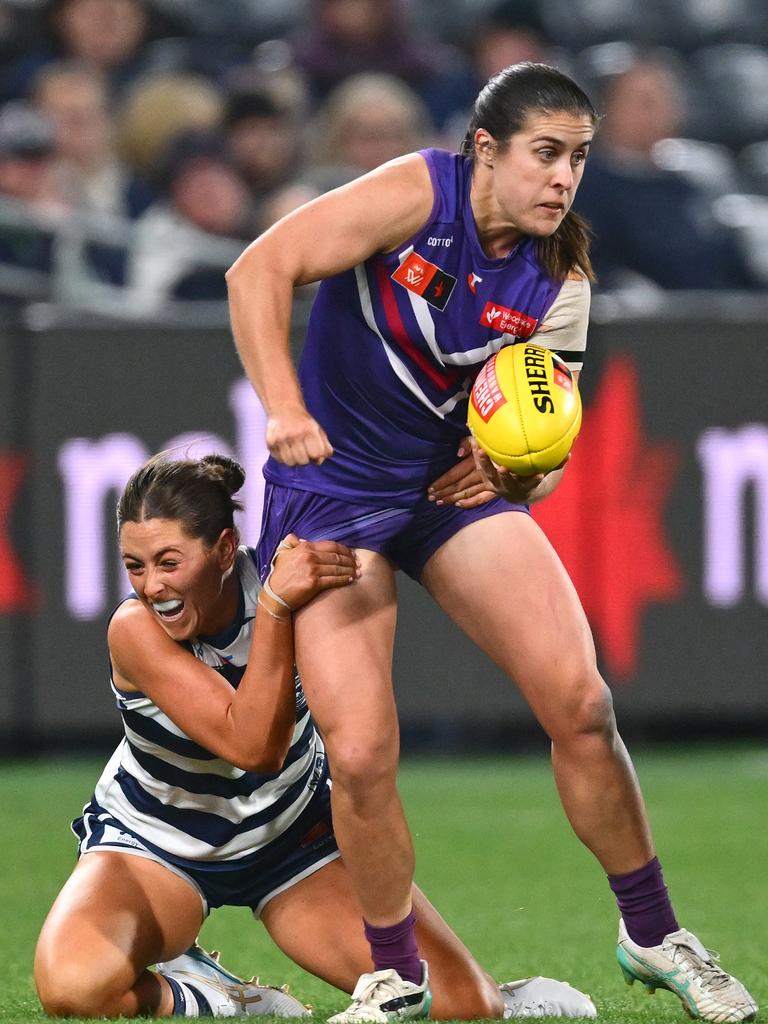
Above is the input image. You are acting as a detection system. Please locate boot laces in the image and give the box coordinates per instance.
[668,939,731,992]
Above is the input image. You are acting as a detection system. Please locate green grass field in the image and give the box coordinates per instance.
[2,746,766,1023]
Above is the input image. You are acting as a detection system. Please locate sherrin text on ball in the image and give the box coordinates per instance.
[467,343,582,474]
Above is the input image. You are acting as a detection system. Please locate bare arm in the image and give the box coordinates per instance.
[225,153,435,466]
[108,539,359,772]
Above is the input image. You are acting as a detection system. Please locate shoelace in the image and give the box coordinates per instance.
[350,971,411,1008]
[667,939,732,992]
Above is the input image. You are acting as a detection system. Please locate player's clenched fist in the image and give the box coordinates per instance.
[266,405,334,465]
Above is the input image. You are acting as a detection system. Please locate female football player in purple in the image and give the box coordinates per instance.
[226,63,757,1024]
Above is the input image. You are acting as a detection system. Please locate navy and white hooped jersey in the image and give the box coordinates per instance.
[265,147,588,506]
[85,546,326,867]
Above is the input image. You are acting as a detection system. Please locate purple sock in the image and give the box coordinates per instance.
[608,856,679,947]
[363,911,422,984]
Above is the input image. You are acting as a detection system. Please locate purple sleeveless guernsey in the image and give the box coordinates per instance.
[264,148,564,506]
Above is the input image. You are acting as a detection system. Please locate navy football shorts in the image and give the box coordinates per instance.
[73,779,338,918]
[257,482,529,582]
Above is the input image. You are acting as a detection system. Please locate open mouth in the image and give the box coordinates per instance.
[152,598,185,622]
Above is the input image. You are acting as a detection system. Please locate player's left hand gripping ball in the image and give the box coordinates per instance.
[467,343,582,475]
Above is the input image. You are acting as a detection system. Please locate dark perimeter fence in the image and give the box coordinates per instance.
[2,293,768,755]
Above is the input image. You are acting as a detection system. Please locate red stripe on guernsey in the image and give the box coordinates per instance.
[375,261,457,392]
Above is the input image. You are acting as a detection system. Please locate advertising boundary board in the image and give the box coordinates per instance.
[1,315,767,752]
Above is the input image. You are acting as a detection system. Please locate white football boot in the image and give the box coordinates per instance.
[500,977,597,1018]
[157,943,310,1017]
[616,918,758,1022]
[327,961,431,1024]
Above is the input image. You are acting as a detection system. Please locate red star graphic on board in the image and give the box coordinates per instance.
[534,355,683,678]
[0,452,36,612]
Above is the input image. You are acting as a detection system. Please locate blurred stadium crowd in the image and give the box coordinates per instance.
[1,0,768,314]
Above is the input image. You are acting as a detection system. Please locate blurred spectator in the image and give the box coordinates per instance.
[0,102,63,277]
[473,0,559,83]
[33,61,154,218]
[574,52,758,290]
[157,132,254,238]
[237,39,311,118]
[223,84,305,206]
[127,130,254,308]
[0,102,62,212]
[115,72,224,176]
[0,2,30,69]
[258,181,320,233]
[2,0,152,102]
[309,73,433,186]
[291,0,470,130]
[438,0,569,149]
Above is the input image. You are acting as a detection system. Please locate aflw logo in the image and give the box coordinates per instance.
[391,251,457,311]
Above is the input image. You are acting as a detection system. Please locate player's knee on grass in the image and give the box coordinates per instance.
[35,953,138,1018]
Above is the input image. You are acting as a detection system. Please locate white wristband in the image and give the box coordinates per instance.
[257,593,290,622]
[264,537,298,611]
[263,573,292,611]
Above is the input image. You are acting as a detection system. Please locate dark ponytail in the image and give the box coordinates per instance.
[117,452,245,545]
[462,62,597,282]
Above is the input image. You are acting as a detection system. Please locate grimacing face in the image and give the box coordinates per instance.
[477,109,594,242]
[120,518,235,641]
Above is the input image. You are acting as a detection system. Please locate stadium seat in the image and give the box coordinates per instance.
[652,137,741,198]
[737,141,768,197]
[689,44,768,149]
[657,0,768,50]
[544,0,664,50]
[150,0,304,44]
[713,192,768,284]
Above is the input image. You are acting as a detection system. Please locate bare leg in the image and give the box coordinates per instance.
[35,852,204,1017]
[294,550,414,927]
[261,859,503,1019]
[422,512,654,874]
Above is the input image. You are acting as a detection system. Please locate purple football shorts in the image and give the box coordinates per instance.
[256,482,529,582]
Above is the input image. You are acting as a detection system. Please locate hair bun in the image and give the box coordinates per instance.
[200,454,246,496]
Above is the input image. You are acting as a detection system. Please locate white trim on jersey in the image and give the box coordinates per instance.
[396,245,547,367]
[397,245,453,368]
[355,264,468,419]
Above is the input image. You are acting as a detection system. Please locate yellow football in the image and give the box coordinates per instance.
[467,343,582,474]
